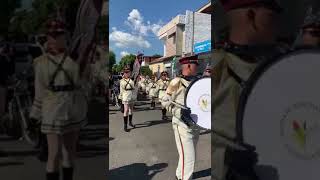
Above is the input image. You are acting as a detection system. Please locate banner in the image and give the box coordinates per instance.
[70,0,103,76]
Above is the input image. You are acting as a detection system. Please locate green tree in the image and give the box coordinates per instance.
[109,50,116,68]
[152,54,162,57]
[0,0,21,37]
[119,54,135,70]
[140,66,152,77]
[9,0,80,36]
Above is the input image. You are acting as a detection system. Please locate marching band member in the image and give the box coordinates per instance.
[30,19,88,180]
[145,75,151,94]
[157,71,170,120]
[161,55,201,180]
[119,65,135,132]
[202,64,211,77]
[148,75,158,109]
[212,0,287,179]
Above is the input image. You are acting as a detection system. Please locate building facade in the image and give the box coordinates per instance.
[155,2,212,76]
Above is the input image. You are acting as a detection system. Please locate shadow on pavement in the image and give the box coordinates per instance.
[108,163,168,180]
[133,120,171,129]
[0,161,24,167]
[0,150,38,157]
[79,128,107,141]
[134,107,153,112]
[87,100,108,125]
[77,143,107,158]
[193,168,211,179]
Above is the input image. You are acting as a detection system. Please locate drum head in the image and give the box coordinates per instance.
[185,77,211,129]
[238,50,320,180]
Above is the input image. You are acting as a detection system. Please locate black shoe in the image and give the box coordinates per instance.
[175,176,181,180]
[62,167,73,180]
[123,116,129,132]
[46,172,59,180]
[162,116,168,120]
[129,115,134,128]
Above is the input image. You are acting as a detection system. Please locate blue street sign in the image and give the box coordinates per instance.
[193,40,211,54]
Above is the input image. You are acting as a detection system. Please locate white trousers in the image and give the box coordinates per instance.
[173,123,200,180]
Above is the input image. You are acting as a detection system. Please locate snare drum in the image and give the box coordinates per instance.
[185,77,211,130]
[237,49,320,180]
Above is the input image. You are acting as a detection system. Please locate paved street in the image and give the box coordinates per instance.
[0,97,107,180]
[109,97,211,180]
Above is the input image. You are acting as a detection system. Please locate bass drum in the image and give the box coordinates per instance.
[185,77,211,130]
[237,49,320,180]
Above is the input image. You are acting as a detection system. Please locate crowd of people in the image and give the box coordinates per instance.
[108,53,212,180]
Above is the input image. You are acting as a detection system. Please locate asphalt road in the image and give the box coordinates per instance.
[0,97,108,180]
[108,98,211,180]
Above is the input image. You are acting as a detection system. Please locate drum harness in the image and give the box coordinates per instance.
[47,53,76,92]
[159,79,168,91]
[123,78,134,91]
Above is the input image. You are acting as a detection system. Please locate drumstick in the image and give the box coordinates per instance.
[169,100,189,110]
[212,130,250,151]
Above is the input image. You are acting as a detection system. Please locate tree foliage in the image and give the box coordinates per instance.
[9,0,80,38]
[119,54,136,69]
[0,0,21,37]
[108,50,116,68]
[140,66,152,77]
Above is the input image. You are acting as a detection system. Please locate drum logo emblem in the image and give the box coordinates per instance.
[198,94,210,112]
[280,102,320,160]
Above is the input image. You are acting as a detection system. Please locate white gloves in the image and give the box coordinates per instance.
[161,94,172,107]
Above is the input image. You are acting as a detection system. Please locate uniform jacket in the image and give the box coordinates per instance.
[119,77,136,102]
[157,78,170,101]
[29,53,88,123]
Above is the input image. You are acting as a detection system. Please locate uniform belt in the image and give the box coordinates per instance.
[159,89,166,91]
[125,88,133,91]
[49,85,76,92]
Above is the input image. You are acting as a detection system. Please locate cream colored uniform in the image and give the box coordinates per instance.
[138,77,147,92]
[212,49,257,180]
[119,78,136,104]
[162,77,200,180]
[157,78,169,103]
[29,53,88,134]
[145,79,151,94]
[148,80,158,98]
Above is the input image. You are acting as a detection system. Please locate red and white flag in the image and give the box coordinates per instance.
[70,0,103,76]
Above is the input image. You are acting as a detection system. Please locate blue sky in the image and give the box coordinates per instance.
[109,0,210,62]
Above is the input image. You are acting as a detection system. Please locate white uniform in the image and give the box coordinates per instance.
[30,53,88,134]
[138,77,147,92]
[148,80,158,98]
[157,78,169,103]
[162,77,200,180]
[119,78,136,104]
[145,79,151,94]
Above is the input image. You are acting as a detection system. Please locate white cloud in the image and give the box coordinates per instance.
[126,9,164,36]
[120,51,130,57]
[109,27,151,49]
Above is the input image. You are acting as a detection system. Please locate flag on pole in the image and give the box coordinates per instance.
[70,0,103,76]
[172,56,177,78]
[131,52,143,83]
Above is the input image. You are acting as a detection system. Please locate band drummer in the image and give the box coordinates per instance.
[119,65,135,132]
[301,7,320,47]
[157,71,170,120]
[203,64,211,77]
[148,74,158,109]
[161,55,201,180]
[212,0,286,179]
